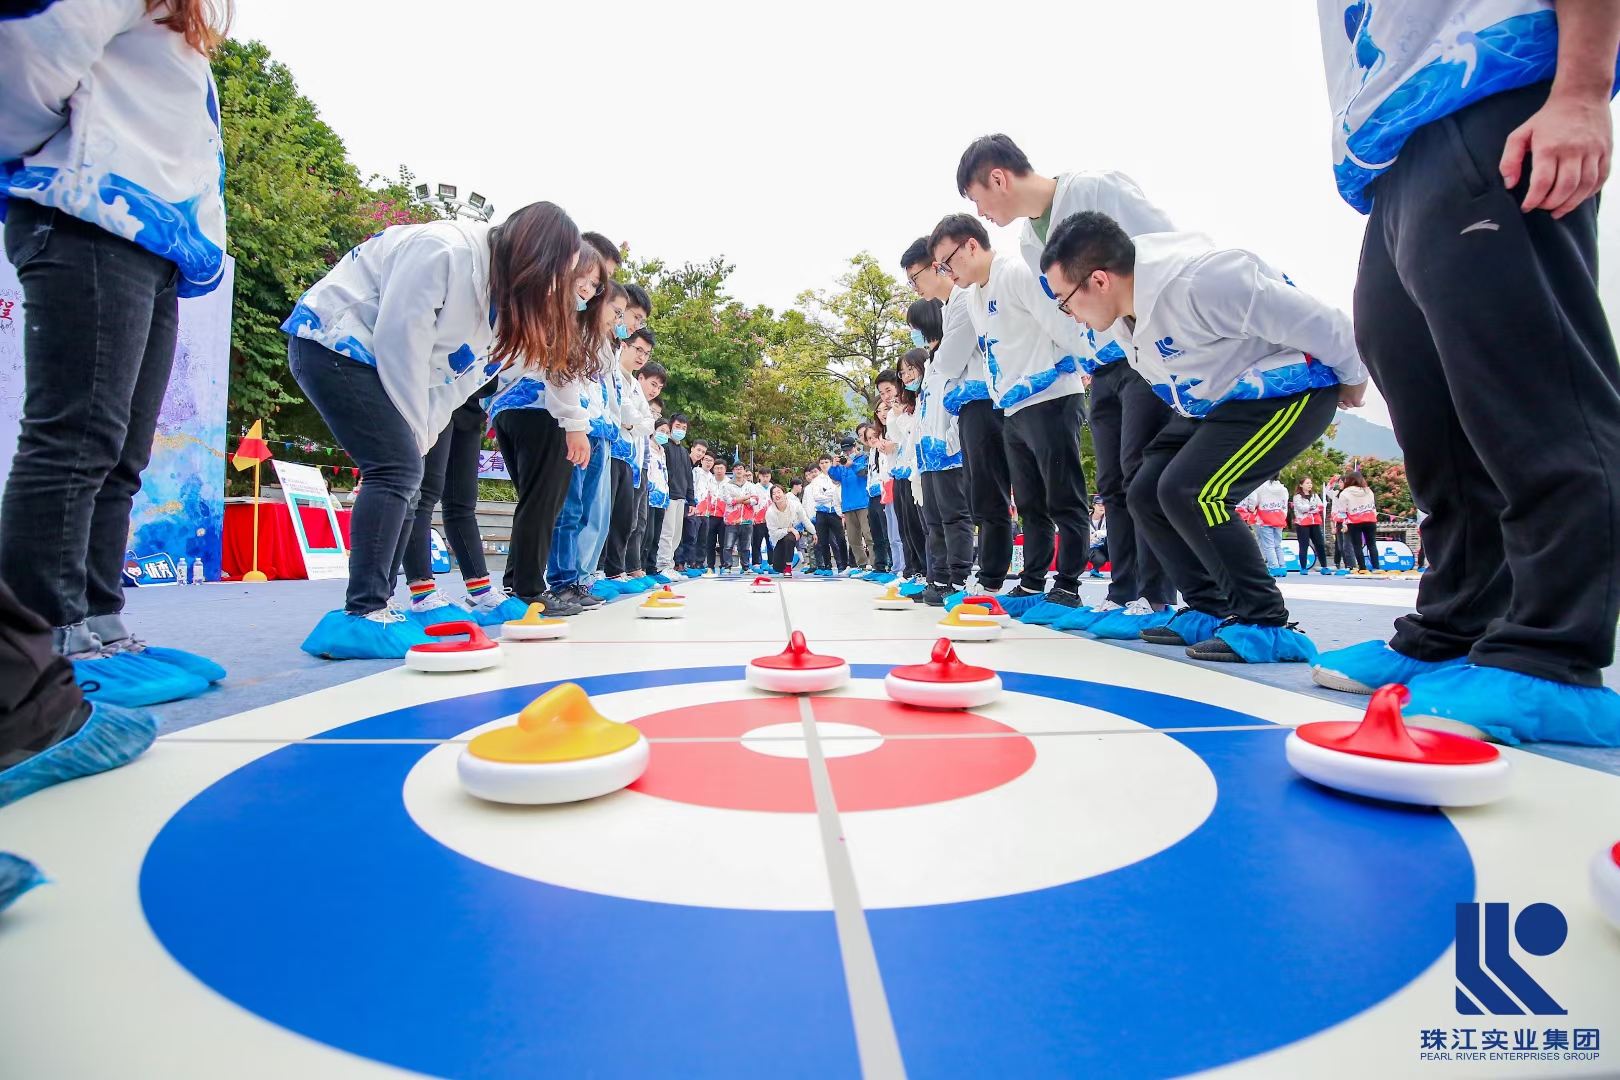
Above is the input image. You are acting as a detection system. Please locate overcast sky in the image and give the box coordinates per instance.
[232,0,1620,431]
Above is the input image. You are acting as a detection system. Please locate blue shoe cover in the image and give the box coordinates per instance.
[1402,665,1620,746]
[300,610,430,660]
[73,651,209,708]
[635,577,660,591]
[1090,607,1177,640]
[814,569,833,577]
[1053,605,1111,632]
[652,574,673,585]
[1311,640,1466,694]
[1020,600,1078,626]
[897,580,926,596]
[407,603,471,627]
[998,592,1048,617]
[682,568,702,578]
[589,581,621,600]
[139,645,226,684]
[869,572,898,584]
[1157,608,1224,647]
[1267,567,1289,577]
[943,589,968,609]
[472,596,530,627]
[0,853,47,913]
[0,702,158,809]
[1214,623,1319,664]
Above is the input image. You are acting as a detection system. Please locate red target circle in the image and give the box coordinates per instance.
[628,696,1034,812]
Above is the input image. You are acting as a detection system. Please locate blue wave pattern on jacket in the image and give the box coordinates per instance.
[282,299,378,368]
[486,376,543,421]
[2,164,226,297]
[916,436,963,472]
[942,379,989,415]
[1150,356,1340,417]
[997,354,1079,411]
[1334,8,1564,212]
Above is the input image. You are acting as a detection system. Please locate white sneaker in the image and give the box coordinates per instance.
[1122,597,1156,616]
[366,607,410,625]
[1090,599,1124,614]
[468,585,515,615]
[411,591,469,615]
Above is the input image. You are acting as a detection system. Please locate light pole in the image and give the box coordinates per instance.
[413,182,495,222]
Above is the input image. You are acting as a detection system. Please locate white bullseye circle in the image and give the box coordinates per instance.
[403,680,1218,911]
[741,721,884,759]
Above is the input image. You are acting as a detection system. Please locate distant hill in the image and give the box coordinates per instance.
[1326,411,1403,460]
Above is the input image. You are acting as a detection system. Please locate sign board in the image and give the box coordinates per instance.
[477,449,509,481]
[430,528,453,574]
[1279,538,1317,572]
[270,459,349,580]
[1377,539,1416,571]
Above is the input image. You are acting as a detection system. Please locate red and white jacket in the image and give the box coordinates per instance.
[751,482,769,525]
[1292,492,1325,526]
[1252,480,1289,528]
[1235,493,1257,525]
[1335,486,1377,524]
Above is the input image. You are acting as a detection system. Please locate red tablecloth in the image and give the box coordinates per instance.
[221,502,352,581]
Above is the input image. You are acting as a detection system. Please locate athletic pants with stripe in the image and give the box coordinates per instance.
[1131,386,1336,626]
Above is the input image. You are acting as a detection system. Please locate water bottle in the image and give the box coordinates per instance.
[191,558,205,585]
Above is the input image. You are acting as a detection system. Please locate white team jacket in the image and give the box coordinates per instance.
[915,289,970,471]
[1116,232,1368,419]
[284,220,503,453]
[966,253,1089,416]
[0,0,227,296]
[885,405,916,481]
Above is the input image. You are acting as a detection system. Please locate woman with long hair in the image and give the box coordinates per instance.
[877,367,925,580]
[1335,471,1381,572]
[290,201,584,657]
[1292,476,1330,575]
[0,0,235,710]
[906,296,973,603]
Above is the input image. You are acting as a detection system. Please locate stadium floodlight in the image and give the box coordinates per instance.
[467,192,486,209]
[437,183,457,199]
[414,183,430,200]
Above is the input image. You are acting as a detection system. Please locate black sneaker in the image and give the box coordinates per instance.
[1140,607,1194,646]
[1044,588,1082,608]
[564,584,605,610]
[534,589,583,617]
[1003,585,1045,600]
[1185,617,1244,662]
[919,584,946,607]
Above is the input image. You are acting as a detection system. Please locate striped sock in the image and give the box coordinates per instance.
[464,576,492,598]
[409,581,436,606]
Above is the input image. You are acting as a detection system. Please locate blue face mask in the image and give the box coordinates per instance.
[670,429,685,442]
[910,328,926,348]
[904,379,920,391]
[654,431,669,444]
[576,296,588,312]
[615,323,630,340]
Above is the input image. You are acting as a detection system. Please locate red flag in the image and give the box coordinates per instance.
[232,420,274,472]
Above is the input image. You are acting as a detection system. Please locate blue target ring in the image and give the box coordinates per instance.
[139,667,1472,1079]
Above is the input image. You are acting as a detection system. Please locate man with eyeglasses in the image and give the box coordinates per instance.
[1039,210,1367,665]
[900,236,1013,599]
[955,134,1179,636]
[927,214,1090,615]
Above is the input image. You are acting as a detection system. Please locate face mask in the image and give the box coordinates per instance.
[670,429,685,442]
[576,297,588,312]
[615,323,630,340]
[654,432,669,444]
[904,379,920,392]
[910,328,926,348]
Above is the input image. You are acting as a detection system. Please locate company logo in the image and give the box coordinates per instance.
[1155,336,1184,360]
[987,300,998,315]
[1455,902,1566,1015]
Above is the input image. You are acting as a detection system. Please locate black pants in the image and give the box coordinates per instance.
[750,519,768,567]
[1003,394,1090,592]
[920,469,973,588]
[600,459,637,577]
[814,511,848,570]
[703,515,725,569]
[722,522,753,568]
[0,579,88,762]
[291,338,423,614]
[493,408,573,603]
[957,399,1013,590]
[1355,81,1620,686]
[1134,387,1337,626]
[769,534,797,573]
[676,511,700,566]
[1346,522,1380,571]
[866,495,891,572]
[0,202,180,630]
[1295,523,1328,572]
[1089,362,1175,606]
[892,480,927,579]
[403,400,489,584]
[1332,526,1352,569]
[642,506,665,573]
[625,481,650,573]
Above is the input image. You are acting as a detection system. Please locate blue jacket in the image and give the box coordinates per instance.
[829,456,870,513]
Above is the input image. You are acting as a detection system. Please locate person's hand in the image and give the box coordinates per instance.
[565,429,591,467]
[1338,380,1368,409]
[1501,89,1614,218]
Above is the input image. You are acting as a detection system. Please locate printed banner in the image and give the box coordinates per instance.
[477,449,509,481]
[270,459,350,580]
[0,253,233,583]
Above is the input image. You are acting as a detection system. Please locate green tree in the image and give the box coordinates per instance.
[738,323,856,470]
[794,252,912,410]
[1279,434,1348,500]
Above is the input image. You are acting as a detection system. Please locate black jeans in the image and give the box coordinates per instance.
[813,511,847,570]
[1089,362,1175,606]
[0,202,180,630]
[290,337,423,614]
[892,480,927,578]
[602,459,638,577]
[1355,81,1620,686]
[958,399,1013,590]
[703,515,725,569]
[676,510,700,566]
[1134,387,1337,626]
[1003,393,1090,593]
[1346,522,1380,571]
[920,469,973,588]
[770,534,798,572]
[1295,523,1328,571]
[866,494,890,571]
[493,407,573,603]
[722,522,752,568]
[403,399,489,584]
[642,505,664,573]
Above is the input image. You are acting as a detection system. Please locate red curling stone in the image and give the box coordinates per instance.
[1285,684,1509,807]
[407,620,502,673]
[749,575,776,593]
[746,630,850,694]
[885,638,1003,709]
[958,595,1012,624]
